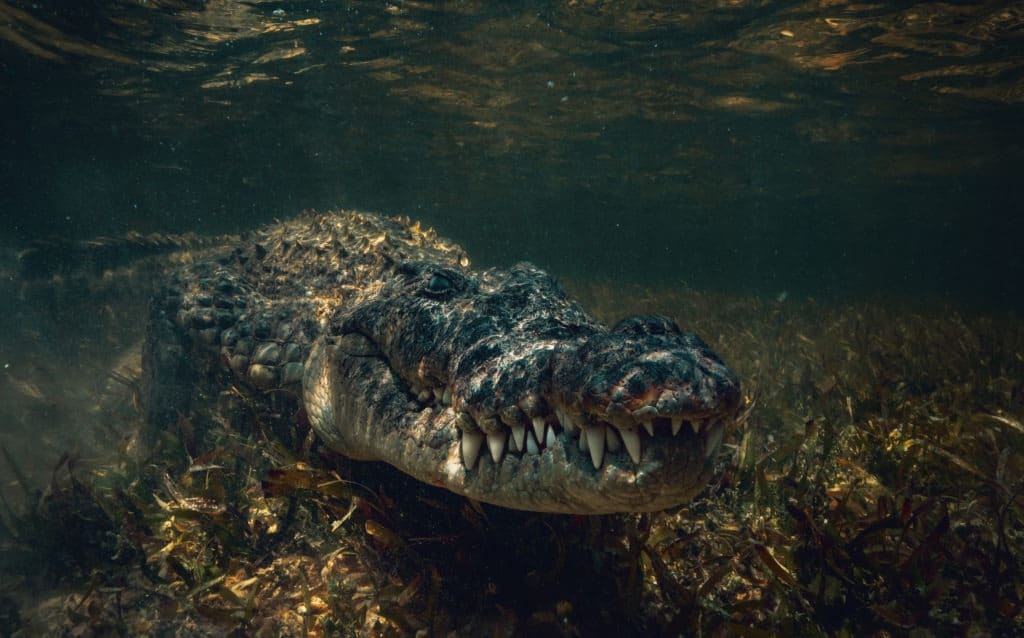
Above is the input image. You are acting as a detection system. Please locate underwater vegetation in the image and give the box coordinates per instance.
[0,283,1021,636]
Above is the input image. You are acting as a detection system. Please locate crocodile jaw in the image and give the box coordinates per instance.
[443,423,719,514]
[304,335,730,514]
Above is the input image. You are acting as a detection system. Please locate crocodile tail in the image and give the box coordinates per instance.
[18,231,237,280]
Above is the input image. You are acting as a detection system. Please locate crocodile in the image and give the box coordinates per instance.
[143,210,741,514]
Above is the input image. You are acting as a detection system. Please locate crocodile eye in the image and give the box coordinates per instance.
[427,273,452,293]
[403,263,466,299]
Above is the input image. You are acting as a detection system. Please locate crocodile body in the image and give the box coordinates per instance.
[144,210,741,514]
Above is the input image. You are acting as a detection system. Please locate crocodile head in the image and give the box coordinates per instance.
[304,261,741,514]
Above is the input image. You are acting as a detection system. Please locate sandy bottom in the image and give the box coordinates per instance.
[1,274,1021,636]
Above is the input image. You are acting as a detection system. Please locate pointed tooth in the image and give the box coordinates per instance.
[462,431,484,469]
[671,416,683,436]
[620,429,641,464]
[578,427,589,452]
[418,389,433,403]
[527,431,540,455]
[691,419,700,435]
[442,387,452,406]
[705,424,724,458]
[545,426,556,449]
[642,419,654,437]
[589,424,606,469]
[531,416,546,442]
[433,387,444,402]
[511,423,526,452]
[605,427,621,452]
[487,430,507,463]
[554,408,565,429]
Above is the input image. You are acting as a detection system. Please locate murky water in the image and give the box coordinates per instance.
[3,0,1022,306]
[1,1,1023,635]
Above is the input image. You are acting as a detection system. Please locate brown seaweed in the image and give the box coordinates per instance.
[2,285,1022,636]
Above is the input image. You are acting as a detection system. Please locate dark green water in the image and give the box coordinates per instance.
[2,0,1022,308]
[2,4,1024,634]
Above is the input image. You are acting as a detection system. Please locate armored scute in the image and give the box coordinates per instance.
[144,211,741,513]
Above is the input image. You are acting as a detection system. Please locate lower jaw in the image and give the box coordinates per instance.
[445,429,719,514]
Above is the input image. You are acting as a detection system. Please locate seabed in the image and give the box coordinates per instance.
[0,278,1021,637]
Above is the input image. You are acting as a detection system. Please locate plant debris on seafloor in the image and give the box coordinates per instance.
[0,283,1022,637]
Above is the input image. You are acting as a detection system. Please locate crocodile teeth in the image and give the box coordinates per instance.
[454,405,724,469]
[487,430,507,463]
[589,424,606,469]
[531,416,546,442]
[442,387,452,406]
[526,430,539,455]
[510,423,526,452]
[705,423,724,458]
[605,427,621,452]
[417,389,433,403]
[620,429,641,463]
[462,431,484,469]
